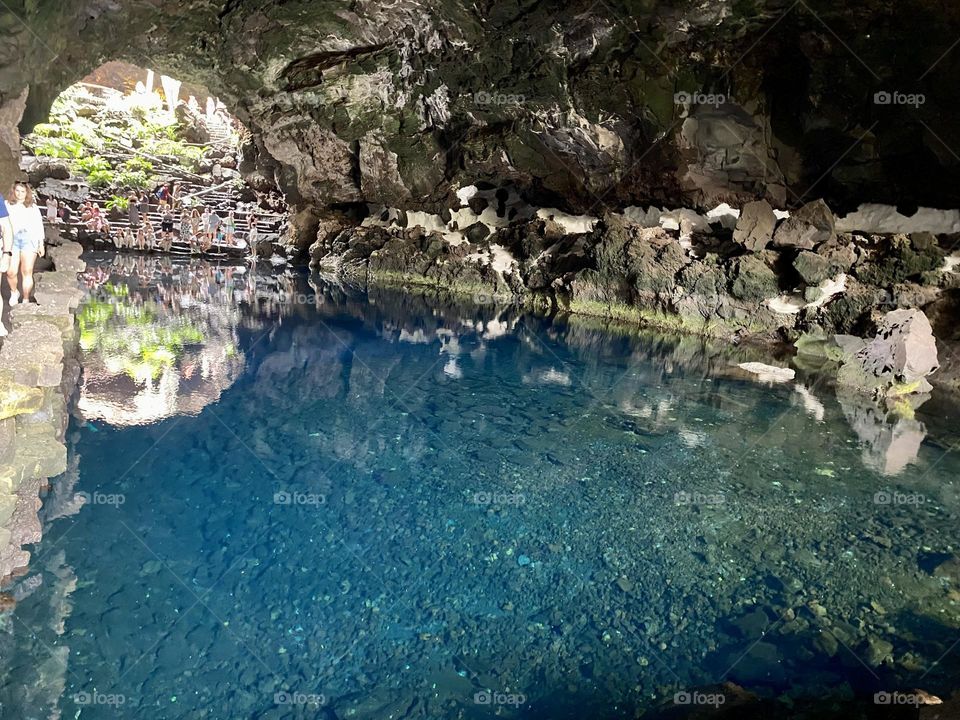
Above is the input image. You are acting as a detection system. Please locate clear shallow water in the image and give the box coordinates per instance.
[2,253,960,719]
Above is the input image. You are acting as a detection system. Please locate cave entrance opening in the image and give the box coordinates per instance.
[19,61,286,261]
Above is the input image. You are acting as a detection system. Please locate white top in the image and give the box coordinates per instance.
[8,203,44,243]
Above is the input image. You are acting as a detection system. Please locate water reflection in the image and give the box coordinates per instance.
[75,254,296,425]
[2,257,959,719]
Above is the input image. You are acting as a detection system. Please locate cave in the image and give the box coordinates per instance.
[0,2,959,719]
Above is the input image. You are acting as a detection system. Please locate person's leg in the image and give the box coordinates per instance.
[6,247,21,305]
[20,250,37,302]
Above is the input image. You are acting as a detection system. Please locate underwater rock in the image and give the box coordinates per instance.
[737,362,795,383]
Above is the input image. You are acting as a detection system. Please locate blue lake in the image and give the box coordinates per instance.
[2,252,959,719]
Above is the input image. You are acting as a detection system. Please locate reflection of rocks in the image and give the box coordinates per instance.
[837,391,927,476]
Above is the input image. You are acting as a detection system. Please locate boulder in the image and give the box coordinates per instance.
[837,309,940,395]
[794,242,857,285]
[25,159,70,186]
[0,383,44,420]
[729,253,779,302]
[174,102,210,144]
[733,200,776,252]
[772,199,835,249]
[0,320,64,388]
[462,221,490,244]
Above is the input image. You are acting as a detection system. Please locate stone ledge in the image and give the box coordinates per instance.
[0,238,83,584]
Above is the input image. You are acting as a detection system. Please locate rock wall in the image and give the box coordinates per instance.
[2,1,960,249]
[0,241,85,584]
[311,199,960,352]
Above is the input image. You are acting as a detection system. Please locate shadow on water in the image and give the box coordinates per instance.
[1,254,959,719]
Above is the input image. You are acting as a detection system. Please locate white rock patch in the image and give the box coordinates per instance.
[737,362,796,383]
[836,204,960,235]
[536,208,597,234]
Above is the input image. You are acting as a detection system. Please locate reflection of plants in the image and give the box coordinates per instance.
[79,296,206,380]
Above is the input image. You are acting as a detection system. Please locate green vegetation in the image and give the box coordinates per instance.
[87,169,115,188]
[123,157,154,173]
[29,136,84,159]
[31,123,59,137]
[116,170,153,189]
[105,195,130,212]
[142,138,205,170]
[25,81,226,197]
[74,155,111,175]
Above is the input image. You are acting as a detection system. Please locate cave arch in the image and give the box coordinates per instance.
[4,0,960,253]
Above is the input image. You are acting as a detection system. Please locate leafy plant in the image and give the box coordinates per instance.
[116,170,153,189]
[74,155,111,175]
[142,138,205,170]
[87,169,115,188]
[122,157,154,174]
[105,195,130,212]
[30,136,84,159]
[31,123,60,137]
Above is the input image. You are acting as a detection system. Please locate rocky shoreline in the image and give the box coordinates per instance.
[0,239,85,587]
[310,195,957,374]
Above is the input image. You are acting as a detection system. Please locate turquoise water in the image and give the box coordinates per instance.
[2,253,960,718]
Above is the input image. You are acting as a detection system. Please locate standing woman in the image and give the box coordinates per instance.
[248,212,259,261]
[224,210,236,247]
[190,207,202,253]
[128,191,140,229]
[179,210,191,247]
[6,182,45,304]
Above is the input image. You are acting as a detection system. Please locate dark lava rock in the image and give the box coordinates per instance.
[729,253,778,302]
[733,200,776,253]
[794,242,857,285]
[772,200,836,249]
[462,221,490,244]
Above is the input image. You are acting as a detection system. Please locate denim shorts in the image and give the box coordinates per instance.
[13,230,40,253]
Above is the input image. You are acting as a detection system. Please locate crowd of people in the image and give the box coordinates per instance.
[71,180,261,257]
[0,182,47,334]
[110,206,257,255]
